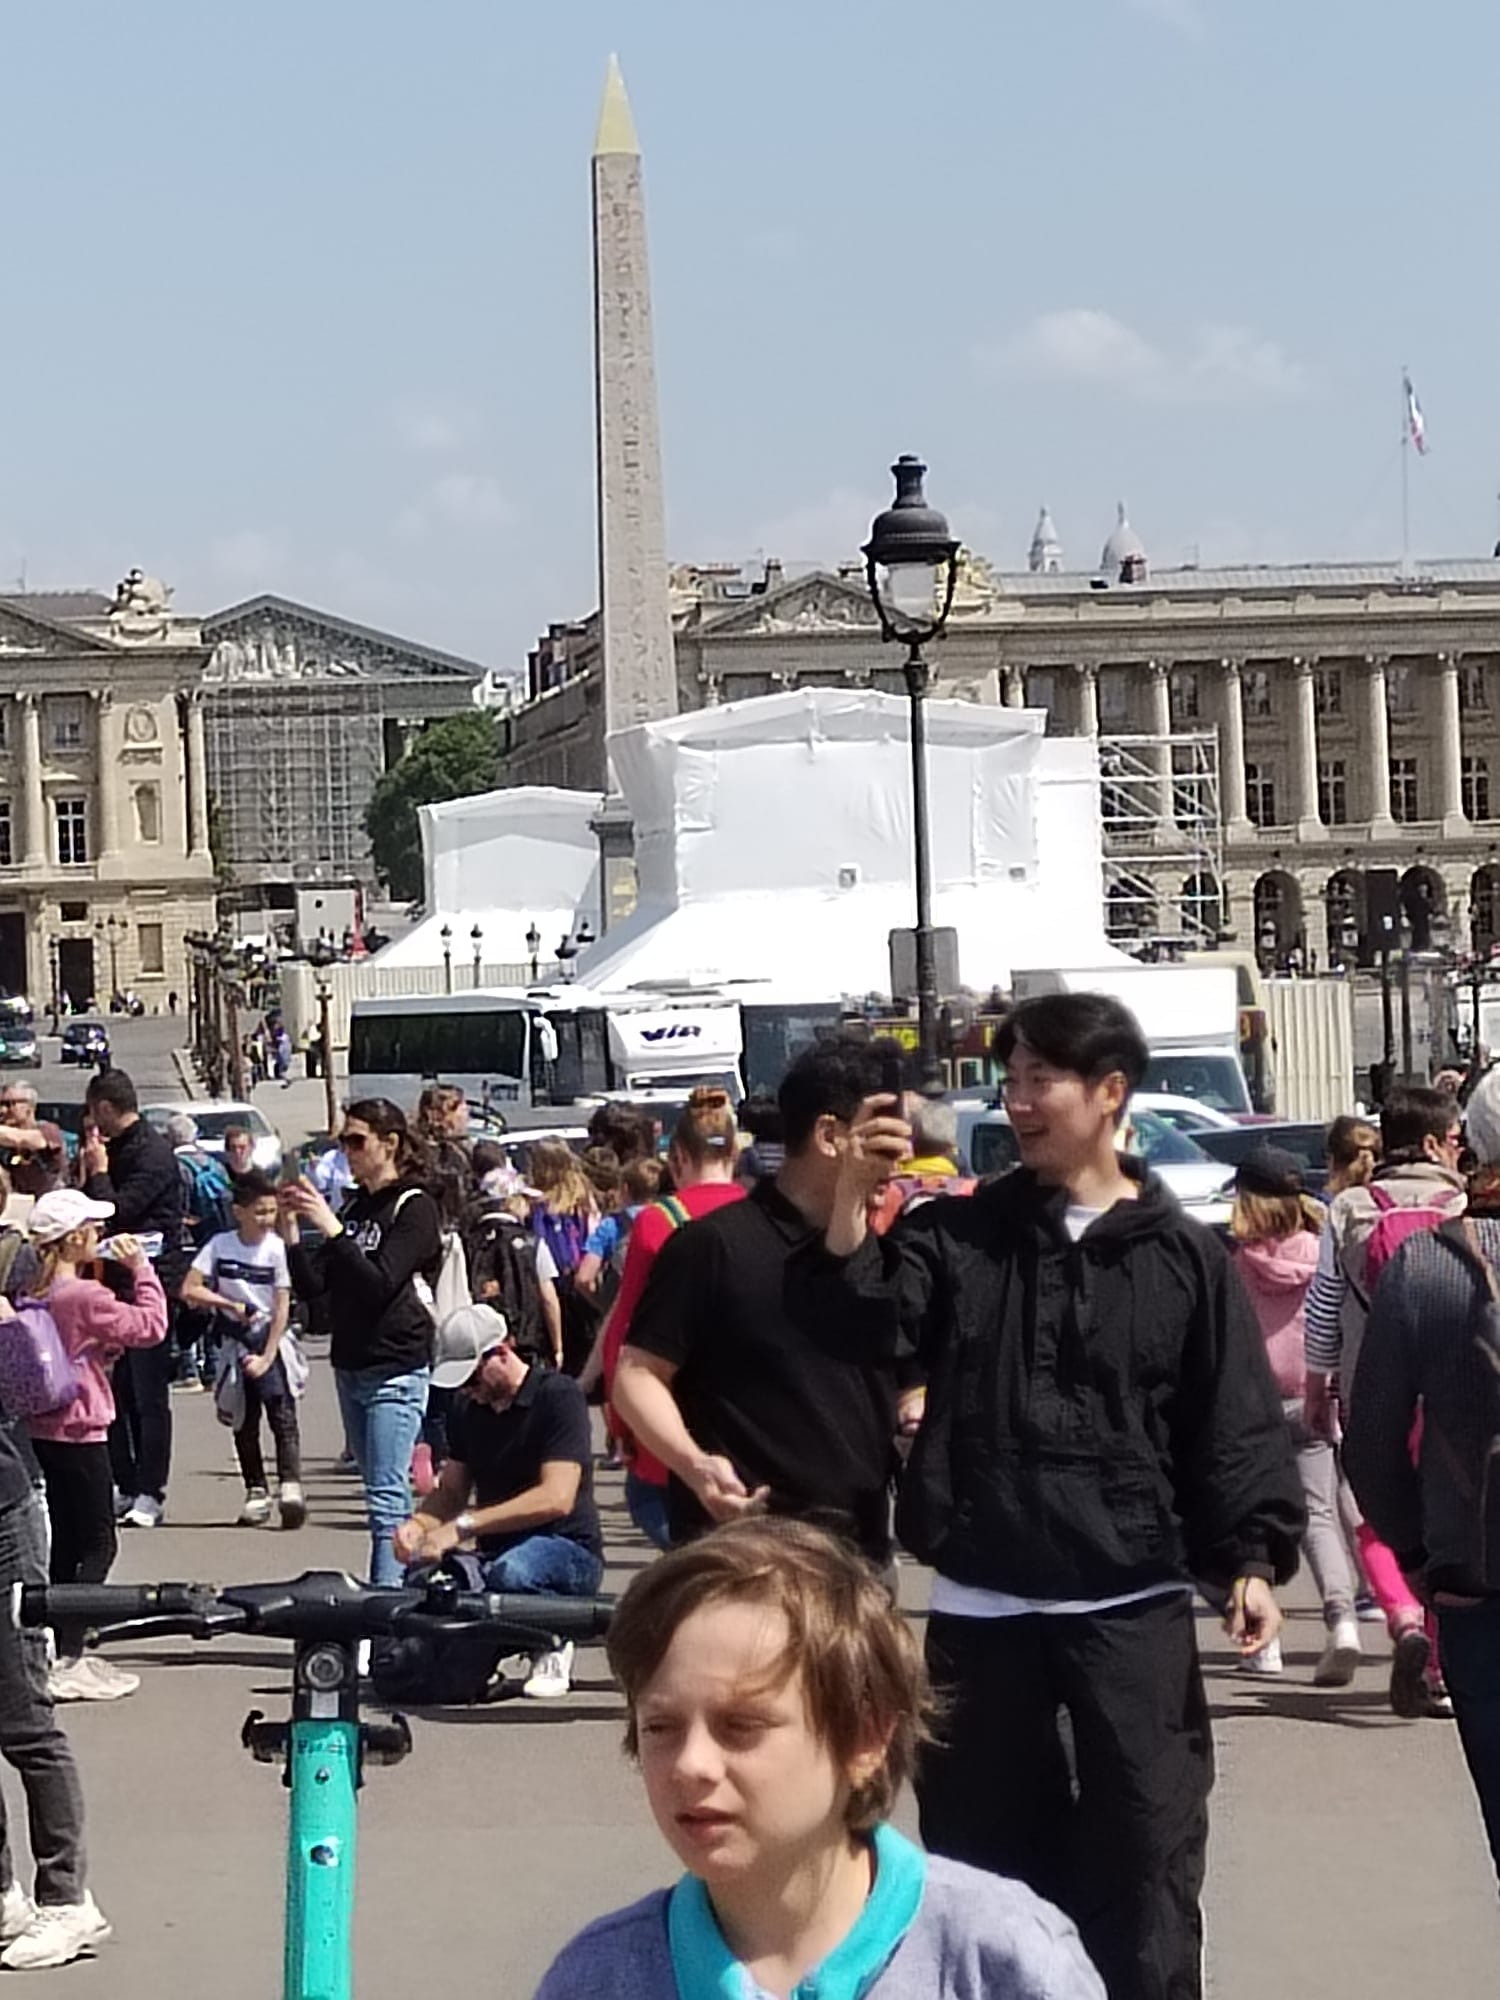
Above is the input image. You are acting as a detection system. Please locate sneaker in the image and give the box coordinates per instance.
[1423,1678,1456,1719]
[170,1375,206,1394]
[1237,1637,1283,1676]
[0,1884,35,1945]
[47,1659,128,1704]
[0,1893,111,1970]
[1355,1593,1385,1623]
[111,1488,132,1523]
[122,1494,162,1529]
[1313,1615,1363,1688]
[1389,1623,1431,1718]
[80,1657,139,1699]
[277,1480,306,1531]
[523,1641,575,1700]
[237,1489,273,1527]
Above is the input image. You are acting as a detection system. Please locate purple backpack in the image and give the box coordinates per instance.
[533,1207,589,1278]
[0,1302,81,1420]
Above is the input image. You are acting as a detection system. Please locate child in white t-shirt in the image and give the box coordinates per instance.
[180,1170,306,1530]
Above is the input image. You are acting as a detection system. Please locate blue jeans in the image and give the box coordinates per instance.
[626,1471,671,1551]
[1437,1598,1500,1886]
[480,1535,604,1597]
[335,1367,430,1587]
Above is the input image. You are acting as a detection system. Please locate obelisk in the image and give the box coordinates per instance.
[591,55,675,928]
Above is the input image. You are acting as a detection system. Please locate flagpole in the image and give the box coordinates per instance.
[1400,365,1410,577]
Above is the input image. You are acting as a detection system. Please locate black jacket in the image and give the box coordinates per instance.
[84,1116,188,1290]
[288,1176,441,1376]
[861,1165,1303,1599]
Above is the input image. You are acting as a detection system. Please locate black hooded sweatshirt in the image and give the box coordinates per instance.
[288,1176,441,1376]
[841,1162,1303,1600]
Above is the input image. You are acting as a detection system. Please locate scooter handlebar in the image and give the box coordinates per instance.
[18,1582,218,1630]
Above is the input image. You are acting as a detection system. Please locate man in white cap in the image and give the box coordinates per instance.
[392,1304,603,1698]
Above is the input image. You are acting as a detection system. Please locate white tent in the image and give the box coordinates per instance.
[575,687,1120,1000]
[372,785,601,971]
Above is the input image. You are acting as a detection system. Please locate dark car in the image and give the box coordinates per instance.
[59,1021,111,1067]
[1194,1120,1331,1193]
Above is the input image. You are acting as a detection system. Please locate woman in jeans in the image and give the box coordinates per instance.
[283,1100,440,1586]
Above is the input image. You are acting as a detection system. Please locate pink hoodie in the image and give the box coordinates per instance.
[1232,1230,1321,1400]
[27,1264,168,1446]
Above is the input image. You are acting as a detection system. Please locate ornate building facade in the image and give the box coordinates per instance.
[0,580,217,1006]
[495,539,1500,971]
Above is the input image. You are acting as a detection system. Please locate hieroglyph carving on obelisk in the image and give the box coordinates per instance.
[593,55,677,742]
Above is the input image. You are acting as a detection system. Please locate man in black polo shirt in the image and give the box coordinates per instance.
[614,1040,918,1565]
[393,1304,603,1698]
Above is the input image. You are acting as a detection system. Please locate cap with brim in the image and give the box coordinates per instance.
[28,1190,115,1244]
[1233,1145,1305,1199]
[431,1302,510,1391]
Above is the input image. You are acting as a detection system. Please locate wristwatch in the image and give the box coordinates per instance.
[454,1511,477,1545]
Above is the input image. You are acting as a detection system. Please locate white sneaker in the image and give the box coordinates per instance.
[80,1656,139,1699]
[0,1883,34,1944]
[0,1893,111,1970]
[238,1489,273,1527]
[111,1488,132,1523]
[1237,1636,1284,1676]
[122,1495,162,1529]
[48,1658,130,1704]
[277,1480,306,1530]
[1313,1615,1363,1687]
[523,1641,575,1700]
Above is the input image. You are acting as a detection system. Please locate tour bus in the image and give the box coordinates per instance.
[347,987,746,1125]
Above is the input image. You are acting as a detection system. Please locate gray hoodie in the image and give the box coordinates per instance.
[532,1853,1104,2000]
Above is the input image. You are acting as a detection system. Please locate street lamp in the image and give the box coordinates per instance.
[576,920,595,952]
[307,937,340,1138]
[470,924,484,990]
[525,922,541,983]
[440,922,453,997]
[863,457,960,1094]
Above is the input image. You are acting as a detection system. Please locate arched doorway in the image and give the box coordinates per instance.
[1179,871,1223,945]
[1400,865,1448,953]
[1324,869,1366,969]
[1106,875,1156,943]
[1472,865,1500,958]
[1253,870,1304,972]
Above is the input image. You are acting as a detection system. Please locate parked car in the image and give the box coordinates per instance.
[59,1021,111,1067]
[965,1104,1236,1228]
[0,1026,38,1067]
[142,1101,283,1173]
[1130,1092,1241,1135]
[1193,1120,1332,1194]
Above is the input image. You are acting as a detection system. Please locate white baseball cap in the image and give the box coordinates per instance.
[28,1188,115,1244]
[431,1303,510,1391]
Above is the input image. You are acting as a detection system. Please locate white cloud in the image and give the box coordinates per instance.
[1124,0,1205,36]
[980,308,1308,404]
[735,484,881,568]
[394,472,513,543]
[391,397,474,455]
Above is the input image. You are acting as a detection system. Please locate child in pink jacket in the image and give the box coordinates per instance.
[1231,1146,1362,1688]
[6,1189,167,1703]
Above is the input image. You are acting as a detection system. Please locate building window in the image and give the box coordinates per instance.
[1169,669,1199,724]
[1318,759,1348,826]
[49,702,83,751]
[1391,757,1419,823]
[1464,755,1490,822]
[1460,663,1488,712]
[59,901,87,923]
[0,804,10,868]
[137,923,164,976]
[1246,762,1276,828]
[1025,669,1058,714]
[1386,665,1417,717]
[1244,669,1273,719]
[54,798,88,866]
[133,785,161,845]
[1097,668,1130,728]
[1314,668,1342,717]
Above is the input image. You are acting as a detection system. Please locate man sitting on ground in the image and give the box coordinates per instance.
[392,1304,603,1698]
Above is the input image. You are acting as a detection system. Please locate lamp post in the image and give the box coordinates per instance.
[440,923,453,997]
[218,942,248,1101]
[863,457,959,1095]
[470,924,484,990]
[557,933,578,984]
[526,922,541,983]
[308,938,340,1137]
[104,913,121,1003]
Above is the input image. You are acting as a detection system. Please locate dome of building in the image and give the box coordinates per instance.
[1029,505,1063,575]
[1100,501,1147,578]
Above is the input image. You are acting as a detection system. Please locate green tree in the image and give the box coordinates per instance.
[364,711,499,901]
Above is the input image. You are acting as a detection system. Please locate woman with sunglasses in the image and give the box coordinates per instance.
[281,1100,441,1585]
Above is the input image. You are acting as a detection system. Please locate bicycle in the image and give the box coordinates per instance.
[22,1569,612,2000]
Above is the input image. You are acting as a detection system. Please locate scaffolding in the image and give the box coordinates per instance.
[1097,730,1225,955]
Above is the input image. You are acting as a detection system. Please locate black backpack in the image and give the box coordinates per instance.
[460,1202,545,1361]
[368,1558,510,1705]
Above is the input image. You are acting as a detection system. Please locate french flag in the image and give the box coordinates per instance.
[1404,372,1428,455]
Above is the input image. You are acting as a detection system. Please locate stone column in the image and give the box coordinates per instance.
[1436,651,1466,833]
[1216,659,1253,840]
[186,695,211,860]
[18,696,44,868]
[1364,656,1396,832]
[92,691,119,860]
[1290,657,1324,838]
[1002,667,1026,709]
[1075,663,1099,737]
[1147,660,1174,828]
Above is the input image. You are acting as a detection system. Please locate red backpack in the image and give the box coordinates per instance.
[1356,1182,1466,1300]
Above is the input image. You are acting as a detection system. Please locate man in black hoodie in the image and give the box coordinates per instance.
[826,993,1303,2000]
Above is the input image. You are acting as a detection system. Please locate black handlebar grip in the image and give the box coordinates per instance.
[484,1593,614,1640]
[18,1582,200,1628]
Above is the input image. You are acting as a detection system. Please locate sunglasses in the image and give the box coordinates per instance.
[338,1133,369,1152]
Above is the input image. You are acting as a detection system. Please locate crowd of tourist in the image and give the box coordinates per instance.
[0,1014,1493,1991]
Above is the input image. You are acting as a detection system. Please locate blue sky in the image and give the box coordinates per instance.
[3,0,1497,669]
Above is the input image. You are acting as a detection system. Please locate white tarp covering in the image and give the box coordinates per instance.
[577,688,1120,1000]
[373,786,601,970]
